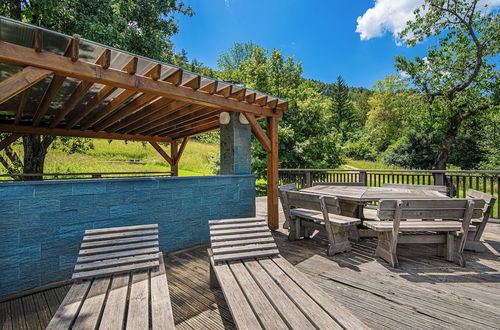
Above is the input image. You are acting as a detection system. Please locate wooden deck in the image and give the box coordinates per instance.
[1,197,500,329]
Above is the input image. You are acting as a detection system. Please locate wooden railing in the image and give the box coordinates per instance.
[279,169,500,217]
[0,171,174,181]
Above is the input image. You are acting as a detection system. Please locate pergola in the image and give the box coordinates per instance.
[0,17,287,229]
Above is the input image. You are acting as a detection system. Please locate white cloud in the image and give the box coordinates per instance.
[224,0,230,8]
[356,0,500,41]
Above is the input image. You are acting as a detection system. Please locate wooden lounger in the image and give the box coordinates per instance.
[46,224,175,330]
[208,217,368,329]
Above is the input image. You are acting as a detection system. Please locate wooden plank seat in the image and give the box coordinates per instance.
[47,224,175,329]
[208,217,368,329]
[363,199,485,268]
[279,189,361,255]
[465,189,497,252]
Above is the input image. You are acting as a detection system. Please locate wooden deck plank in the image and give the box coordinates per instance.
[0,300,13,330]
[46,281,91,330]
[9,299,27,330]
[126,271,150,329]
[31,292,52,327]
[72,278,110,330]
[84,224,158,235]
[99,274,129,329]
[151,253,175,330]
[20,296,42,330]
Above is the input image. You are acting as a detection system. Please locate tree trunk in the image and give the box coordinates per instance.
[22,135,53,180]
[433,114,462,170]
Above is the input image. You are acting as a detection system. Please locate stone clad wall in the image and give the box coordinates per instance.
[0,175,255,296]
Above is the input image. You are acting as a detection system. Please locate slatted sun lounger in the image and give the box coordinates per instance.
[208,217,368,329]
[46,224,175,330]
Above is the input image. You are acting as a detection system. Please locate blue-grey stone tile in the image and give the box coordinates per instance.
[20,198,60,214]
[72,182,106,195]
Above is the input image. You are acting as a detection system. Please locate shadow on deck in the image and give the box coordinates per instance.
[1,199,500,329]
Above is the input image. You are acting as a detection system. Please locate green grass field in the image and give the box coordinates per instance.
[0,139,218,177]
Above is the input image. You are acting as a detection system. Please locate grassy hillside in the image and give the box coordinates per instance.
[1,139,218,177]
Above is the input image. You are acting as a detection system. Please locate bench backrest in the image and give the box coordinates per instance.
[278,189,341,224]
[466,189,497,239]
[312,182,364,186]
[383,183,448,194]
[377,199,485,220]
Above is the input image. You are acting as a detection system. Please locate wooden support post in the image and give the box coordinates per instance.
[267,116,279,230]
[149,141,174,167]
[171,141,179,176]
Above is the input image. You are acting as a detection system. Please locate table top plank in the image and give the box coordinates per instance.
[303,185,449,202]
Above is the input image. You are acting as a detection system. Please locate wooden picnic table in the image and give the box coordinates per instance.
[301,185,450,219]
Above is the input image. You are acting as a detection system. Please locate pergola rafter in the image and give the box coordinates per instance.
[0,17,287,229]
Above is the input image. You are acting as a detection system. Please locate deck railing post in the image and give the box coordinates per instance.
[359,170,367,186]
[305,171,312,188]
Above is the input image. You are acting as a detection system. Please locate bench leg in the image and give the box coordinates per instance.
[327,225,352,256]
[348,225,360,242]
[208,256,220,289]
[375,232,399,268]
[288,217,300,241]
[437,244,445,257]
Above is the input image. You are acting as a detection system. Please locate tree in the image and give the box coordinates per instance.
[395,0,499,169]
[0,0,193,178]
[328,76,356,142]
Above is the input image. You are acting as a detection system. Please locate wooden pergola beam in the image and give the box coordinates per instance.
[94,94,159,131]
[15,90,29,125]
[149,141,174,166]
[131,104,206,135]
[0,41,280,116]
[49,49,113,128]
[175,137,189,166]
[116,100,187,134]
[243,113,271,153]
[0,133,22,152]
[0,66,52,104]
[65,57,140,129]
[125,102,193,135]
[107,99,175,133]
[166,118,219,137]
[147,108,219,136]
[0,124,172,143]
[199,81,218,94]
[32,75,65,126]
[170,122,219,140]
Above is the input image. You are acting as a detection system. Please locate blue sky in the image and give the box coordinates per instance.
[171,0,433,88]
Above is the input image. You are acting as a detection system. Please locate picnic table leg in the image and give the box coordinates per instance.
[288,216,300,241]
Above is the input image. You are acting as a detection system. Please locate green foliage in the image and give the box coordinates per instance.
[343,131,377,161]
[50,137,94,154]
[394,0,499,169]
[384,130,440,169]
[1,0,193,62]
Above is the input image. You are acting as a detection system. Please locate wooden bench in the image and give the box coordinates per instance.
[208,217,368,329]
[363,199,485,268]
[465,189,497,252]
[279,189,361,255]
[46,224,175,329]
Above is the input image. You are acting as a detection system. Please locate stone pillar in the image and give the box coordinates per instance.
[220,112,252,175]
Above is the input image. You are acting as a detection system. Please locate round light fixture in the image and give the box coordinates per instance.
[219,112,230,125]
